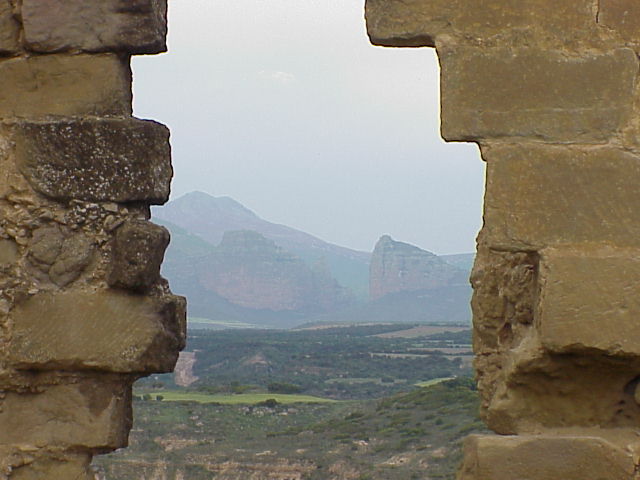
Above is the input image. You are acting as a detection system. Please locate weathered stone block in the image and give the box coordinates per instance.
[11,119,172,204]
[0,378,131,449]
[439,48,636,142]
[109,220,170,291]
[28,226,95,287]
[22,0,167,54]
[538,248,640,356]
[599,0,640,46]
[9,453,94,480]
[458,434,636,480]
[480,350,640,433]
[10,291,183,373]
[366,0,598,48]
[0,0,18,54]
[0,239,18,265]
[470,249,537,353]
[481,145,640,249]
[0,54,132,118]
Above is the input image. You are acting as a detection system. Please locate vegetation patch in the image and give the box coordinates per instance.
[137,390,336,405]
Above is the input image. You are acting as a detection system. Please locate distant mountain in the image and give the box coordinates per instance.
[370,235,468,301]
[154,192,370,298]
[158,229,353,328]
[441,253,475,273]
[153,192,475,328]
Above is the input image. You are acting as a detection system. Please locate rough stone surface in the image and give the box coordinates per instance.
[0,378,131,449]
[598,0,640,46]
[0,239,19,266]
[458,434,637,480]
[538,247,640,356]
[366,0,599,48]
[8,453,94,480]
[0,0,18,54]
[470,249,537,354]
[481,144,640,249]
[22,0,168,54]
[369,235,466,300]
[439,47,637,142]
[28,226,95,287]
[10,290,183,373]
[0,54,132,118]
[12,119,172,204]
[479,349,640,434]
[109,220,170,291]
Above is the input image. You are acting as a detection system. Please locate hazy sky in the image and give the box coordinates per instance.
[133,0,484,255]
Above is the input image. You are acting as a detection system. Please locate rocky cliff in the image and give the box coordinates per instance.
[369,235,467,300]
[154,192,371,298]
[182,230,352,313]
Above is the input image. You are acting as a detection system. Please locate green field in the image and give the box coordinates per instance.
[187,317,260,329]
[415,376,456,388]
[140,390,336,404]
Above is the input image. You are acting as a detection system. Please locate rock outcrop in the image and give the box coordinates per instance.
[154,192,371,298]
[369,235,466,300]
[191,230,352,312]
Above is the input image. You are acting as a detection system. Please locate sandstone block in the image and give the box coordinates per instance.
[439,48,636,142]
[366,0,597,48]
[537,248,640,356]
[9,453,94,480]
[599,0,640,46]
[11,119,172,204]
[0,0,18,54]
[0,239,19,266]
[22,0,167,54]
[10,291,183,373]
[458,434,636,480]
[109,220,170,291]
[0,54,132,118]
[0,378,131,450]
[481,145,640,249]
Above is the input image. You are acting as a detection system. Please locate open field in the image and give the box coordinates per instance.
[375,325,469,338]
[415,377,456,387]
[187,317,261,329]
[138,390,336,404]
[99,379,486,480]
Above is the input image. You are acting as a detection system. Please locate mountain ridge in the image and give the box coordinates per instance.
[153,192,474,327]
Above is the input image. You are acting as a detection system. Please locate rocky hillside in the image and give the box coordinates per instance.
[370,235,468,300]
[152,193,475,327]
[153,192,371,298]
[159,228,353,326]
[190,230,352,312]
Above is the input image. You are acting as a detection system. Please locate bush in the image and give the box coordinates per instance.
[267,382,302,394]
[256,398,279,408]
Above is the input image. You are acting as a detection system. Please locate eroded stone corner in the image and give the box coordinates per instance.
[366,0,640,476]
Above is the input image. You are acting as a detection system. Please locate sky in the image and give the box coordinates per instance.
[132,0,485,255]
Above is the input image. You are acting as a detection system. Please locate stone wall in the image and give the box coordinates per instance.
[367,1,640,478]
[0,1,185,478]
